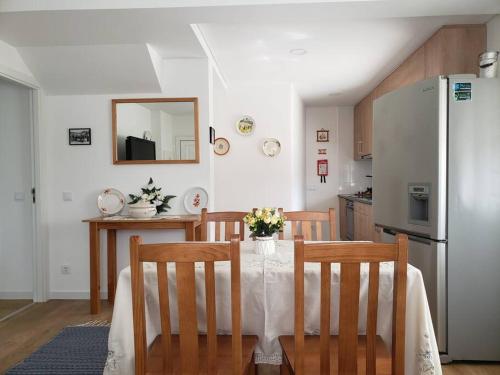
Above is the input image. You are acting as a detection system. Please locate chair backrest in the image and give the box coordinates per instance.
[130,235,243,375]
[279,208,336,241]
[200,208,248,241]
[293,234,408,375]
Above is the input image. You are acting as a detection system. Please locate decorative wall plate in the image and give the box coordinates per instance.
[262,138,281,157]
[97,188,125,216]
[235,115,255,136]
[214,137,230,155]
[183,187,208,214]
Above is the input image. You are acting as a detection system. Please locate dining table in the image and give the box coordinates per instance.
[104,240,441,375]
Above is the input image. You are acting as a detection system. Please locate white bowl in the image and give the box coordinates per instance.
[128,203,157,218]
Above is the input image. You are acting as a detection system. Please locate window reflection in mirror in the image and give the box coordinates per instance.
[112,98,199,164]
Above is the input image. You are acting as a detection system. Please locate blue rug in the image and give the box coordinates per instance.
[7,326,109,374]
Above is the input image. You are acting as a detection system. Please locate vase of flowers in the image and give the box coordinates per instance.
[243,208,285,256]
[128,178,176,217]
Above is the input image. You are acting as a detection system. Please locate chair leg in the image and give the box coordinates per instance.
[248,353,257,375]
[280,354,292,375]
[280,364,290,375]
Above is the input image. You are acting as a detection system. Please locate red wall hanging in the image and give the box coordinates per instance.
[317,159,328,183]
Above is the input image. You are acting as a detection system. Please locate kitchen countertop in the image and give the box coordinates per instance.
[338,194,373,205]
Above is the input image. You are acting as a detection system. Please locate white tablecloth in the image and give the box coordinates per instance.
[104,241,441,375]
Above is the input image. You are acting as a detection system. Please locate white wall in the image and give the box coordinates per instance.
[116,103,152,159]
[42,58,213,298]
[213,82,305,212]
[305,106,372,234]
[487,14,500,51]
[0,40,38,86]
[0,78,34,298]
[290,86,306,210]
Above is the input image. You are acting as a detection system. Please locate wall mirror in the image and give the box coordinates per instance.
[112,98,199,164]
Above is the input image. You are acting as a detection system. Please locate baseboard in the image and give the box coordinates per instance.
[48,291,108,300]
[0,291,33,299]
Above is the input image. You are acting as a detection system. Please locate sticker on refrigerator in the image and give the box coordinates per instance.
[453,82,472,101]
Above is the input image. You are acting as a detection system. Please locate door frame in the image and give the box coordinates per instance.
[175,136,196,160]
[0,67,47,302]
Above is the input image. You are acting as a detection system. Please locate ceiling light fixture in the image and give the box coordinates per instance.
[289,48,307,56]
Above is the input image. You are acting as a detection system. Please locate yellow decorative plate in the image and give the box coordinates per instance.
[235,115,255,136]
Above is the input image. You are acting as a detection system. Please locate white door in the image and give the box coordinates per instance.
[0,78,34,312]
[176,137,195,160]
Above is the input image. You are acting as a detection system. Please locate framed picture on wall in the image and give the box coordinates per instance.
[69,128,91,145]
[316,129,329,142]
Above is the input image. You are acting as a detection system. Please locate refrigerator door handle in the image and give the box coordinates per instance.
[408,235,432,245]
[382,227,441,244]
[382,228,397,236]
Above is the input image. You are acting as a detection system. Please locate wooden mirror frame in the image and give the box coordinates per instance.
[112,97,200,165]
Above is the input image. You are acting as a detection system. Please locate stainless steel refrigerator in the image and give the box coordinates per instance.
[373,75,500,361]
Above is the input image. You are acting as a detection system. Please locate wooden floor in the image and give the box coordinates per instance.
[0,299,113,373]
[441,363,500,375]
[255,363,500,374]
[0,299,498,374]
[256,362,500,375]
[0,300,32,321]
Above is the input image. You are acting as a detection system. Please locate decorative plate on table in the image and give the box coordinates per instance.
[97,188,125,216]
[262,138,281,157]
[183,187,208,214]
[214,137,230,155]
[235,115,255,136]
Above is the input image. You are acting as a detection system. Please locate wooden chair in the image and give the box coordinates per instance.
[130,235,258,374]
[200,208,248,241]
[278,208,336,241]
[279,234,408,375]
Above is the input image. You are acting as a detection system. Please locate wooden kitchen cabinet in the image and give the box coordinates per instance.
[353,93,373,160]
[339,197,348,240]
[353,202,373,241]
[353,102,362,160]
[425,25,486,79]
[354,24,486,161]
[373,46,426,99]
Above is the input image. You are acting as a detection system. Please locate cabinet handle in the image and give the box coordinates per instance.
[357,141,363,155]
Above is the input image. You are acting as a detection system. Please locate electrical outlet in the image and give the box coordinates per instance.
[61,265,71,275]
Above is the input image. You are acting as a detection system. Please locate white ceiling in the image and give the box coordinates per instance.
[138,102,195,115]
[0,0,378,12]
[0,9,205,58]
[18,44,163,95]
[199,15,492,105]
[0,0,499,102]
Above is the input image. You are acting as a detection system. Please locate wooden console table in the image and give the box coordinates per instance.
[83,215,201,314]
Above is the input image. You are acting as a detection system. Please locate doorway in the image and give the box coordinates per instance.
[0,77,35,320]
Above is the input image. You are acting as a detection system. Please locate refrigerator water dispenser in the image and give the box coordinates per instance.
[408,184,430,225]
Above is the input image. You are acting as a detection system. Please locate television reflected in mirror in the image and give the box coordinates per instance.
[112,98,199,164]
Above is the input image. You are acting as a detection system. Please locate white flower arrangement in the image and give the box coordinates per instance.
[243,207,285,237]
[128,177,176,214]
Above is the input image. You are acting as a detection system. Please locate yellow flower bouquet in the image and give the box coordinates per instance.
[243,207,285,238]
